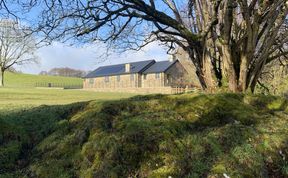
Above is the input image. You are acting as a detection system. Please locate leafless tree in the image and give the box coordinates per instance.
[1,0,287,92]
[0,19,38,86]
[258,53,288,94]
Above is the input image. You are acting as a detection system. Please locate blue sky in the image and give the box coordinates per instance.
[17,41,168,74]
[4,1,175,74]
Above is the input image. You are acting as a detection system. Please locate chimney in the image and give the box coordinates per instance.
[125,63,130,73]
[168,54,176,62]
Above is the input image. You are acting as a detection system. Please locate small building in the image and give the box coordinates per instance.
[83,59,188,94]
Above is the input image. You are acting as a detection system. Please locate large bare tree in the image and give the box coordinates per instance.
[0,19,37,86]
[1,0,287,92]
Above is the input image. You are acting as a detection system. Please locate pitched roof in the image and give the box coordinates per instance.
[85,60,155,78]
[142,60,177,74]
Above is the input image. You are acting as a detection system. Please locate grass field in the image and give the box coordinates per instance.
[0,88,135,112]
[0,72,135,115]
[0,72,135,111]
[4,72,83,88]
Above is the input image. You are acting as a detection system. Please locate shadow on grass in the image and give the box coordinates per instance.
[0,102,88,173]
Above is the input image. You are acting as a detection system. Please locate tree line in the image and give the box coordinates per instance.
[39,67,88,78]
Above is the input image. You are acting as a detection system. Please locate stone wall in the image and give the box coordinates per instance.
[83,73,140,89]
[83,86,197,94]
[165,61,187,87]
[83,87,174,94]
[141,61,187,88]
[174,47,202,87]
[142,73,165,87]
[83,60,190,91]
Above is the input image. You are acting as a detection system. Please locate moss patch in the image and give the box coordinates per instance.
[1,93,288,177]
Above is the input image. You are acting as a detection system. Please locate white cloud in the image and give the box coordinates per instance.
[17,41,169,74]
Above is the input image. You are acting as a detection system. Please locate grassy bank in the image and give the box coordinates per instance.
[4,72,83,88]
[0,93,288,177]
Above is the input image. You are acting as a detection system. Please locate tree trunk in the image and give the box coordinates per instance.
[186,46,210,91]
[202,51,217,92]
[195,69,207,90]
[238,54,248,92]
[222,44,238,92]
[250,61,266,93]
[0,69,4,87]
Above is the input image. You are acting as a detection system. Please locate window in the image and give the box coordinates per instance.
[89,78,94,84]
[155,73,160,79]
[117,75,121,82]
[104,76,109,82]
[166,74,171,84]
[143,74,147,80]
[130,74,134,81]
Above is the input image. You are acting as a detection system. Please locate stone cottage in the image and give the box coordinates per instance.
[83,59,188,93]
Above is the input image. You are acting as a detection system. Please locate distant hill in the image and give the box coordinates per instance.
[5,72,83,88]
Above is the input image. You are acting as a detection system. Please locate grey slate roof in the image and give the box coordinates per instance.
[85,60,155,78]
[142,60,177,74]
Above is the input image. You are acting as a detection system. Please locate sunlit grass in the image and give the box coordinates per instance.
[4,72,83,88]
[0,88,135,111]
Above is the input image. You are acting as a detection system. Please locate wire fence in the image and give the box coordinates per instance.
[35,82,83,89]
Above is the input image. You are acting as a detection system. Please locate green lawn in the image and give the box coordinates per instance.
[1,72,135,111]
[0,88,135,112]
[4,72,83,88]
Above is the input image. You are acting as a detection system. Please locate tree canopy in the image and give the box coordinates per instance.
[1,0,287,92]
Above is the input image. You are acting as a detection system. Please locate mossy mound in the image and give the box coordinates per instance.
[1,93,288,177]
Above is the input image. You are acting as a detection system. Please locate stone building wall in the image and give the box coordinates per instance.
[141,61,187,88]
[164,61,187,87]
[83,60,190,91]
[142,72,165,87]
[83,73,141,89]
[174,48,201,87]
